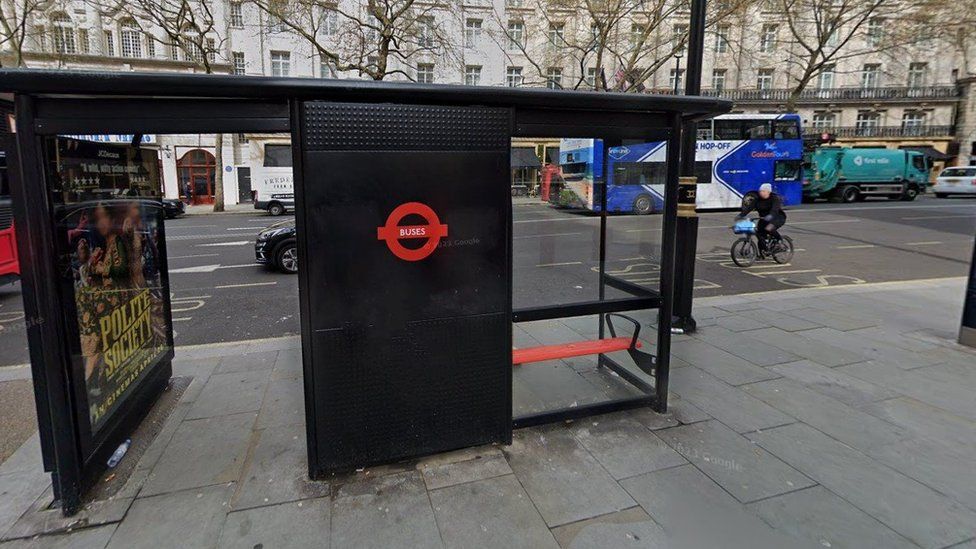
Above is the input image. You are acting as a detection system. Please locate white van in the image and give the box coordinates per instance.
[251,140,294,215]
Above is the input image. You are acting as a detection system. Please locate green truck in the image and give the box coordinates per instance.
[802,147,931,203]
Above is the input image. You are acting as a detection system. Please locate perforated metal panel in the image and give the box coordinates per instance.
[297,102,513,473]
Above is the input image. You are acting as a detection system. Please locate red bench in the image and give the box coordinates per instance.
[513,338,642,365]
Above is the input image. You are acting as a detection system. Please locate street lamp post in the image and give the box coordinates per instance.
[673,53,683,95]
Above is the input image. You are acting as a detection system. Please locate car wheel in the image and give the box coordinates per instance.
[268,202,286,216]
[935,192,948,198]
[632,194,653,215]
[275,240,298,274]
[840,185,859,203]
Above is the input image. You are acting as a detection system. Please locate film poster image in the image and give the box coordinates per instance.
[51,138,171,434]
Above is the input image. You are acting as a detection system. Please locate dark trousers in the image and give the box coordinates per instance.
[757,218,785,250]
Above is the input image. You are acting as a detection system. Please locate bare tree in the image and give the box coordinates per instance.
[0,0,47,66]
[93,0,229,211]
[490,0,751,92]
[772,0,915,111]
[252,0,459,80]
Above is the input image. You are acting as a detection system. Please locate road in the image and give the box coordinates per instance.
[0,196,974,368]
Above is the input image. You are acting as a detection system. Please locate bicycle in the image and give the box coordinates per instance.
[730,218,794,267]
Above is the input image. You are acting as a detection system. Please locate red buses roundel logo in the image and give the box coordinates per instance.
[376,202,448,262]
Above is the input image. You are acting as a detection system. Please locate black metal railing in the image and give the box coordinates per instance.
[698,85,960,102]
[802,125,955,138]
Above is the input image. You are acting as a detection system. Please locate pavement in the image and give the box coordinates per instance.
[1,277,975,548]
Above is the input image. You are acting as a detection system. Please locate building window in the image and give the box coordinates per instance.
[320,6,339,35]
[170,42,179,60]
[548,22,564,50]
[229,2,244,27]
[206,37,216,63]
[237,133,249,144]
[464,65,482,86]
[586,67,598,88]
[507,21,524,51]
[591,23,602,49]
[267,14,286,33]
[817,65,835,90]
[630,23,644,50]
[673,24,687,54]
[506,0,523,7]
[546,67,563,89]
[760,24,777,52]
[811,112,836,129]
[826,27,840,47]
[465,18,482,48]
[144,33,154,57]
[52,13,76,54]
[907,62,927,88]
[320,59,336,78]
[120,19,142,58]
[757,68,774,90]
[669,69,684,92]
[233,51,245,75]
[270,51,290,76]
[418,16,435,48]
[861,63,881,89]
[902,111,926,135]
[711,69,726,92]
[416,63,434,83]
[714,24,729,53]
[855,111,881,136]
[104,30,115,56]
[866,18,882,47]
[506,66,523,87]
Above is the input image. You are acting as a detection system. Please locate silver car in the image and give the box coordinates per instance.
[933,166,976,198]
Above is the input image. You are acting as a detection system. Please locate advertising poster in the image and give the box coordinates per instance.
[48,137,172,436]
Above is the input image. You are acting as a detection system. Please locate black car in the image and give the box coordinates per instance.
[255,219,297,273]
[161,198,185,219]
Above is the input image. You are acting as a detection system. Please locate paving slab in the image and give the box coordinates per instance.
[912,362,976,391]
[715,314,770,332]
[141,412,255,497]
[669,338,780,386]
[867,435,976,512]
[106,484,233,549]
[802,327,943,370]
[0,524,117,549]
[502,426,635,527]
[619,464,812,549]
[846,326,940,353]
[837,361,976,421]
[657,420,814,503]
[571,413,686,480]
[670,367,794,434]
[271,348,303,380]
[233,422,328,511]
[629,395,711,431]
[331,472,442,549]
[549,507,654,548]
[218,498,329,549]
[748,423,976,549]
[746,327,864,367]
[859,396,976,454]
[0,467,50,540]
[418,446,512,491]
[783,307,877,331]
[429,474,558,549]
[748,486,918,549]
[738,309,821,332]
[255,377,306,429]
[767,360,897,407]
[185,370,270,420]
[692,326,801,367]
[741,378,909,452]
[214,350,278,375]
[2,491,131,541]
[565,519,669,549]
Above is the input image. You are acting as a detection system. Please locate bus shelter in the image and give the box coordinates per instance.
[0,70,730,514]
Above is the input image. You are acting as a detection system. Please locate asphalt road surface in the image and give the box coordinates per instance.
[0,195,974,368]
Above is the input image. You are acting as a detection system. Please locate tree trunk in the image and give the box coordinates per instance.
[213,133,225,212]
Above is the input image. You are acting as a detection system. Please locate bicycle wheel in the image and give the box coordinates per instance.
[730,237,758,267]
[772,235,794,264]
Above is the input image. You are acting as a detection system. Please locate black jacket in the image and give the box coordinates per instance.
[740,193,786,222]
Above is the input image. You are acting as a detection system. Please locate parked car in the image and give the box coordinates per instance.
[161,198,186,219]
[932,166,976,198]
[255,219,297,273]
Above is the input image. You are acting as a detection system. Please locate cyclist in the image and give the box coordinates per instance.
[737,183,786,253]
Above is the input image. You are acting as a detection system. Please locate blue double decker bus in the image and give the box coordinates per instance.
[552,114,804,213]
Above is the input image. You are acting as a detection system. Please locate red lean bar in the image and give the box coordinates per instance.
[513,338,642,365]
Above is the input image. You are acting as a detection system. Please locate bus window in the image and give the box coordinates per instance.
[743,120,771,139]
[694,161,713,183]
[696,120,713,141]
[773,119,800,139]
[562,161,588,177]
[774,160,802,181]
[263,144,293,167]
[613,162,666,186]
[714,119,742,140]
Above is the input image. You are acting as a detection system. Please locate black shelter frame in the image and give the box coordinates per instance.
[0,70,730,514]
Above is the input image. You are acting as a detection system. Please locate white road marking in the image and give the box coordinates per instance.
[197,241,250,247]
[743,269,822,277]
[227,227,268,231]
[215,281,277,289]
[168,253,220,259]
[836,244,877,249]
[901,214,975,220]
[172,317,193,322]
[906,241,942,246]
[166,224,218,229]
[170,264,221,274]
[535,261,583,267]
